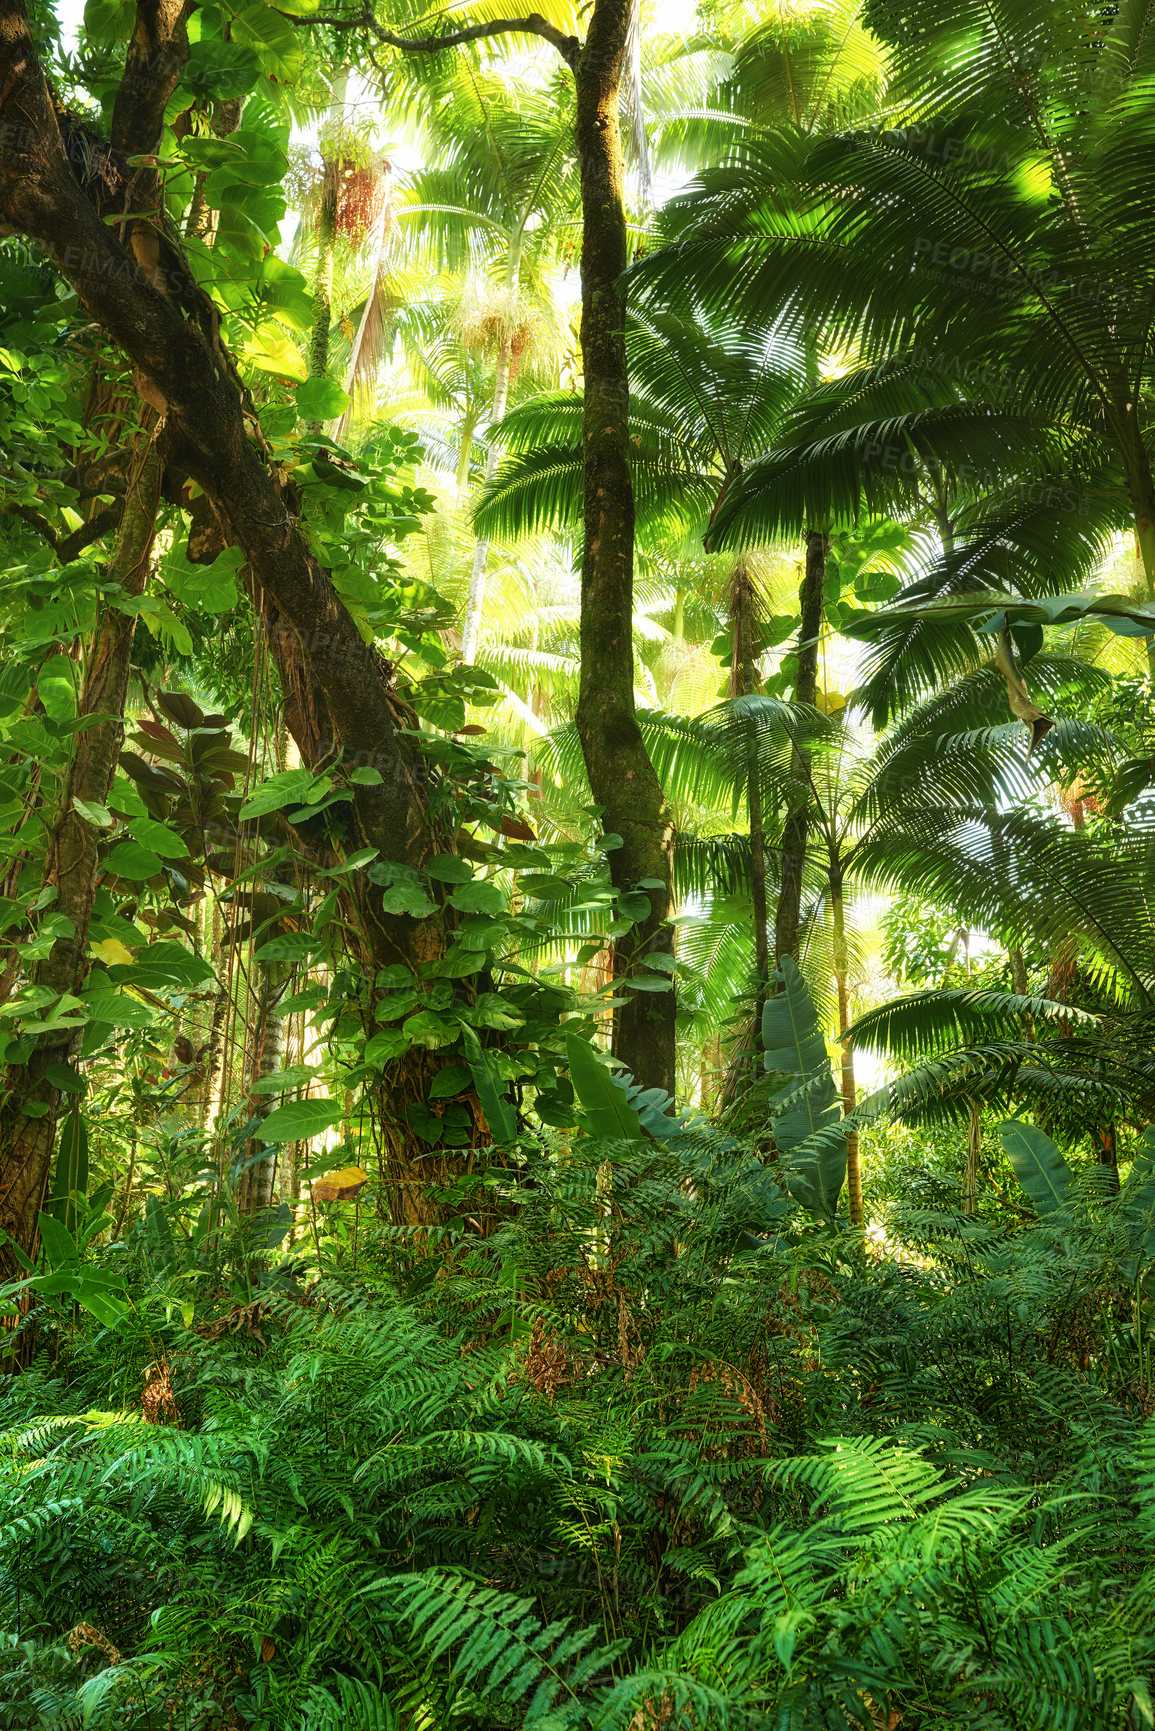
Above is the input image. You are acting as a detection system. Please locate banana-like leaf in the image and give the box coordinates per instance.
[47,1108,88,1237]
[762,958,845,1217]
[999,1120,1073,1215]
[461,1025,517,1146]
[565,1033,645,1143]
[762,958,840,1148]
[845,589,1155,641]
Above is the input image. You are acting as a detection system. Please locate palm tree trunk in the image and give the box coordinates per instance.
[461,233,522,664]
[830,869,862,1227]
[573,0,676,1092]
[0,432,160,1271]
[729,559,770,1027]
[774,529,826,964]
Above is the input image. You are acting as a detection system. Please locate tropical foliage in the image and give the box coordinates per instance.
[0,0,1153,1722]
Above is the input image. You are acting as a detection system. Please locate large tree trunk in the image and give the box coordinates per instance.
[774,530,826,965]
[0,1,470,1243]
[572,0,676,1093]
[0,432,161,1271]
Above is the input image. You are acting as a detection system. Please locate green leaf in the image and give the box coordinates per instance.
[104,840,162,880]
[565,1032,644,1143]
[426,854,473,883]
[429,1063,470,1100]
[258,1098,342,1143]
[72,797,113,828]
[78,990,156,1029]
[461,1026,516,1145]
[381,884,437,919]
[37,1211,79,1271]
[240,768,328,820]
[402,1009,456,1048]
[296,377,350,421]
[1000,1120,1073,1215]
[127,816,190,859]
[364,1028,409,1065]
[48,1109,88,1236]
[450,880,505,915]
[249,1064,317,1096]
[617,891,651,923]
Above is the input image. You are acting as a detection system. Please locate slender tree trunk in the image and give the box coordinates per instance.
[456,405,480,497]
[830,869,862,1227]
[461,233,521,664]
[0,433,160,1270]
[1116,400,1155,675]
[572,0,676,1092]
[308,69,349,388]
[964,1101,980,1217]
[774,530,826,965]
[730,559,770,1049]
[237,962,285,1214]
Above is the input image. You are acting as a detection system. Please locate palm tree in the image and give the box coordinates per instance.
[634,0,1155,673]
[395,62,580,660]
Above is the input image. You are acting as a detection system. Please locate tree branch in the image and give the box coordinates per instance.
[1,500,124,561]
[286,6,580,67]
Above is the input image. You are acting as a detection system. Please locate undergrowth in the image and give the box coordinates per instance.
[1,1131,1154,1729]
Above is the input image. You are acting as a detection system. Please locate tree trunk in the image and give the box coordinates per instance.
[572,0,676,1092]
[308,69,349,389]
[964,1101,980,1217]
[237,962,285,1214]
[0,433,161,1270]
[461,233,521,664]
[1116,399,1155,675]
[729,559,769,1087]
[830,869,862,1228]
[774,530,826,965]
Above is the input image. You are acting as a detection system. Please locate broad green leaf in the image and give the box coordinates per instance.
[47,1110,88,1236]
[296,377,350,421]
[565,1032,644,1143]
[104,840,162,880]
[450,880,504,915]
[381,883,438,919]
[428,1062,470,1099]
[127,817,189,859]
[78,990,156,1029]
[426,854,473,883]
[37,1211,79,1270]
[1000,1120,1073,1215]
[240,768,328,820]
[258,1098,342,1143]
[249,1064,317,1095]
[461,1026,516,1145]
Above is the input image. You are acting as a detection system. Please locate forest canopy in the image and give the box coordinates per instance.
[1,0,1155,1724]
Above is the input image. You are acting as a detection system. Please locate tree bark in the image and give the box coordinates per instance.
[729,560,769,1083]
[0,433,161,1271]
[237,962,285,1214]
[572,0,676,1092]
[0,1,473,1243]
[830,869,862,1228]
[774,529,826,965]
